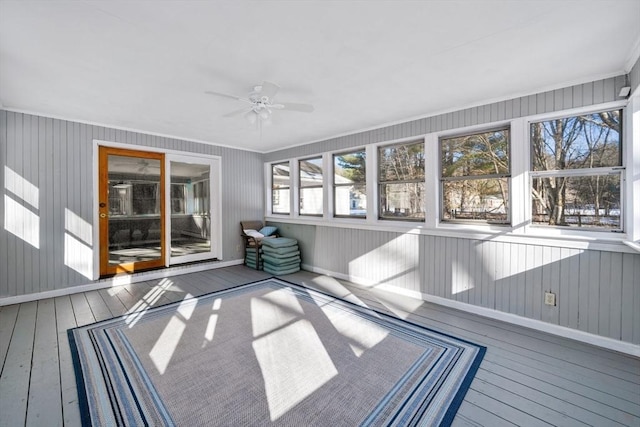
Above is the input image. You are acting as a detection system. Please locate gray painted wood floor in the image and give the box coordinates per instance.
[0,265,638,426]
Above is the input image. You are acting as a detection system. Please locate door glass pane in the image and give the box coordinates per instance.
[107,155,162,265]
[170,161,211,257]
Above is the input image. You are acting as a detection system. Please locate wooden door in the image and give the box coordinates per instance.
[99,146,165,275]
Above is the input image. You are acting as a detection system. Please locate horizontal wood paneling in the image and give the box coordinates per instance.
[270,222,640,345]
[0,110,263,297]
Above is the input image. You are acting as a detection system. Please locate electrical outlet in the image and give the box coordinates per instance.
[544,291,556,306]
[236,244,241,253]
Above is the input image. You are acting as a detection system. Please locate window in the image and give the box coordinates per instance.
[272,162,290,214]
[378,140,425,220]
[333,150,366,218]
[440,128,510,224]
[299,157,323,216]
[530,109,622,230]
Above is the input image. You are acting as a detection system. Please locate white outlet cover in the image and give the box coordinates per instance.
[544,292,556,306]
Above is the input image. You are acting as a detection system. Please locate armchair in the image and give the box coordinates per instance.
[240,221,278,270]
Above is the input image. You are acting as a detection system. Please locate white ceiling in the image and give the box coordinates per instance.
[1,1,639,153]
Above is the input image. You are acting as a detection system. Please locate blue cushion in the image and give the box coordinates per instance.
[264,265,300,275]
[261,237,297,248]
[259,226,278,236]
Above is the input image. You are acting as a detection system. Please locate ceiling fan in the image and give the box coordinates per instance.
[205,81,314,125]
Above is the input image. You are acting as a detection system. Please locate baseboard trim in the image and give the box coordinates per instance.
[0,259,244,307]
[301,264,640,357]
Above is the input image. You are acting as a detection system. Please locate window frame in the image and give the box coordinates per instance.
[271,161,291,215]
[439,125,512,225]
[528,108,624,232]
[333,148,367,219]
[377,139,426,222]
[298,156,324,217]
[263,100,635,251]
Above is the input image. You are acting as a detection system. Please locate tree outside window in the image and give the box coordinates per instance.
[378,140,425,220]
[530,109,622,230]
[440,128,510,224]
[334,150,366,218]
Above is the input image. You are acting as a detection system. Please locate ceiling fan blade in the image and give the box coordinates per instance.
[280,102,315,113]
[205,90,253,105]
[223,108,251,118]
[260,81,280,100]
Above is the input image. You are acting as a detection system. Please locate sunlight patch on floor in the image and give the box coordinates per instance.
[149,316,185,375]
[124,278,174,327]
[149,293,195,375]
[308,292,388,357]
[252,319,337,421]
[202,298,222,347]
[306,275,367,307]
[251,288,304,338]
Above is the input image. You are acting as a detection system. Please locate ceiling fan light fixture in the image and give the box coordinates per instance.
[245,111,257,124]
[205,80,314,127]
[259,109,270,120]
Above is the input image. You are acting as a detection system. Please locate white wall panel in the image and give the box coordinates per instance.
[270,221,640,344]
[0,110,263,297]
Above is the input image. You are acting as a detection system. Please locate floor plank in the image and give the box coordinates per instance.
[26,299,62,427]
[54,295,80,427]
[0,301,37,427]
[0,303,19,371]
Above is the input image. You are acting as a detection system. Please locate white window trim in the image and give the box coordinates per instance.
[437,124,512,225]
[267,160,292,216]
[523,102,626,237]
[298,156,324,217]
[92,139,223,280]
[330,147,369,221]
[264,99,639,254]
[376,139,426,222]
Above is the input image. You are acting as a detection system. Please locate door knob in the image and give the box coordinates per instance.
[100,213,107,218]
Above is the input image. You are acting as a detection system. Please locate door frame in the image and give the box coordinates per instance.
[166,154,222,265]
[92,140,223,280]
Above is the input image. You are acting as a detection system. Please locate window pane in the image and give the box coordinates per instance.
[442,178,509,223]
[170,161,211,258]
[380,183,425,220]
[531,174,621,229]
[334,150,366,218]
[334,151,366,184]
[379,142,424,182]
[272,189,290,214]
[300,188,323,215]
[531,110,621,171]
[272,162,290,214]
[300,157,323,188]
[299,157,323,216]
[334,184,366,217]
[441,129,509,178]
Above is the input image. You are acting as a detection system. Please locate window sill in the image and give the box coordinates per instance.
[264,215,635,253]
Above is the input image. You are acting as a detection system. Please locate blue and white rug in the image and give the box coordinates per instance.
[69,278,485,426]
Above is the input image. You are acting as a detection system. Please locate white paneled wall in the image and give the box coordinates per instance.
[263,66,640,346]
[271,222,640,345]
[0,110,263,297]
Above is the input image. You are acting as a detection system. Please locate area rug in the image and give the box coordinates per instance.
[69,278,485,426]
